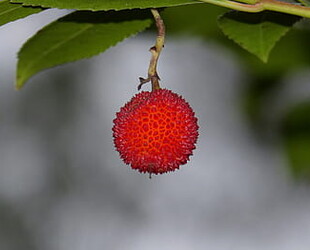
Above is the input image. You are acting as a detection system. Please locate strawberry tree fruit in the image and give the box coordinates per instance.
[113,89,199,175]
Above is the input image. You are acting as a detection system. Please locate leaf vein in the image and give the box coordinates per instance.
[0,5,21,15]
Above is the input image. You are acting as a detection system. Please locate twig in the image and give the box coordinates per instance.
[199,0,310,18]
[138,9,165,91]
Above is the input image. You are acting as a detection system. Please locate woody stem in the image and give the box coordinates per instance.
[139,8,165,91]
[199,0,310,18]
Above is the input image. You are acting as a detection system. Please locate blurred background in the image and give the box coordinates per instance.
[1,5,310,250]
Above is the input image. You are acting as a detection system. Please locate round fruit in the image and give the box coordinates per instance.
[113,89,199,175]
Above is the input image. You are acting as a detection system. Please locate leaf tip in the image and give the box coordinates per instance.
[260,54,269,63]
[15,84,22,91]
[15,76,25,90]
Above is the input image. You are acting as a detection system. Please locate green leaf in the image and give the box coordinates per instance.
[218,11,300,62]
[10,0,200,11]
[16,10,152,89]
[0,0,43,27]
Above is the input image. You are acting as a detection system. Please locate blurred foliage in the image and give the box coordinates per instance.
[281,103,310,180]
[0,202,36,250]
[163,5,310,179]
[241,74,282,129]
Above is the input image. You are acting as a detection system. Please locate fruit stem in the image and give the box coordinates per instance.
[138,8,165,91]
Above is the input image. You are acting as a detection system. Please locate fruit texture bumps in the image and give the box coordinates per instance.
[113,89,199,175]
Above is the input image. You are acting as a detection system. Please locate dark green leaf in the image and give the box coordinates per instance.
[10,0,200,11]
[218,11,300,62]
[16,10,152,89]
[162,4,226,38]
[0,0,43,27]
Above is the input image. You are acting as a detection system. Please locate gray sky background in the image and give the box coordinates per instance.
[1,9,310,250]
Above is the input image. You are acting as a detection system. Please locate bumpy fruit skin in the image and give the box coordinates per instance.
[113,89,199,175]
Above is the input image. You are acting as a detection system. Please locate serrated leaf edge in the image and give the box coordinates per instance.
[16,19,152,89]
[10,0,200,11]
[217,11,299,63]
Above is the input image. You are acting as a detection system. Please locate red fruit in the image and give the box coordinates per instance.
[113,89,199,175]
